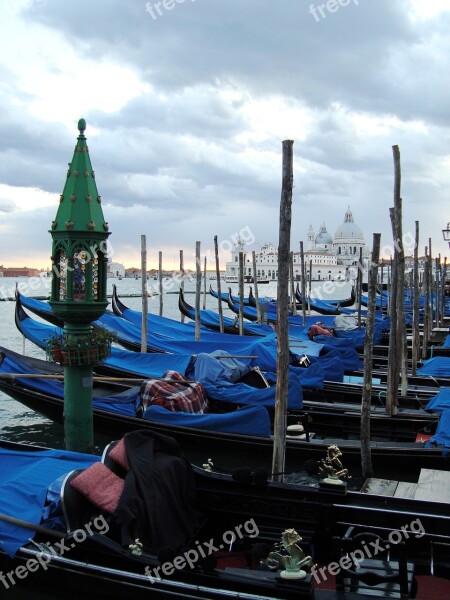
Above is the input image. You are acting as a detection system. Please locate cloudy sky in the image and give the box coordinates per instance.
[0,0,449,270]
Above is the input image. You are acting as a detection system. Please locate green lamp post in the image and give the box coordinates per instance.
[49,118,110,453]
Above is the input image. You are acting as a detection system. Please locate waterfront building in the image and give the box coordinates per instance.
[225,207,369,282]
[0,266,41,277]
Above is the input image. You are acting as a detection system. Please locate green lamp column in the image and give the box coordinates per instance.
[49,118,110,453]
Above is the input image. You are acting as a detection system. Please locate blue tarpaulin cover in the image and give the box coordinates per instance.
[417,357,450,378]
[441,335,450,349]
[425,409,450,448]
[0,447,98,557]
[191,352,302,408]
[425,388,450,413]
[143,404,271,438]
[309,350,344,382]
[0,352,141,417]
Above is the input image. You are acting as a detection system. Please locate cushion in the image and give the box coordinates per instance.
[107,438,131,471]
[70,462,125,513]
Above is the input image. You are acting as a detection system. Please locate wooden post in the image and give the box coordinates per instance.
[290,251,297,315]
[428,238,433,339]
[158,251,163,317]
[361,232,380,478]
[238,250,244,335]
[140,235,148,353]
[203,256,207,310]
[422,246,429,359]
[394,187,407,398]
[441,257,448,328]
[180,250,185,323]
[386,210,399,416]
[252,250,262,323]
[308,258,312,313]
[357,247,363,329]
[411,221,420,376]
[300,241,307,324]
[435,256,440,327]
[195,241,201,341]
[272,139,294,483]
[214,235,224,333]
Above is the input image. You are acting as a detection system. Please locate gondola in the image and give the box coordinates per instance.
[209,285,254,306]
[0,430,450,600]
[16,291,444,412]
[294,289,342,316]
[16,294,448,409]
[225,289,299,323]
[178,289,273,336]
[16,296,442,410]
[0,342,448,479]
[295,284,356,310]
[3,434,448,598]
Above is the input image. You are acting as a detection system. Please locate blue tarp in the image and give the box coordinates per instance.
[425,409,450,448]
[16,310,196,378]
[192,352,251,383]
[425,388,450,413]
[289,363,324,390]
[0,447,98,557]
[191,352,302,408]
[417,357,450,378]
[202,376,302,409]
[321,344,363,372]
[0,352,141,415]
[143,404,272,438]
[309,350,344,383]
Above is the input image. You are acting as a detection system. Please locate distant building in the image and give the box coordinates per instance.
[125,267,141,278]
[108,261,126,278]
[1,266,41,277]
[225,207,369,282]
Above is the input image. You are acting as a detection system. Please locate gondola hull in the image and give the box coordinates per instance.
[0,363,447,480]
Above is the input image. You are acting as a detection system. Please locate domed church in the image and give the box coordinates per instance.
[333,206,366,266]
[225,207,368,282]
[307,206,367,268]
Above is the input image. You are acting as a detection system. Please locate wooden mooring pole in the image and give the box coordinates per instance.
[361,232,381,478]
[214,235,224,333]
[272,139,294,483]
[140,235,148,353]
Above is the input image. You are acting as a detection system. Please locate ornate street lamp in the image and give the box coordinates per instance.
[49,118,111,452]
[442,222,450,247]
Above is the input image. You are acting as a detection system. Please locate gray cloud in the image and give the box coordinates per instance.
[0,0,447,266]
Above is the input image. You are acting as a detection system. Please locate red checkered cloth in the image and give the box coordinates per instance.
[140,370,208,414]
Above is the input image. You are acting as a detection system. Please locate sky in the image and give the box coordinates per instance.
[1,0,450,270]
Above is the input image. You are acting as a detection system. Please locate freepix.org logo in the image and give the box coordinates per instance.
[311,518,425,585]
[0,515,110,590]
[145,518,259,583]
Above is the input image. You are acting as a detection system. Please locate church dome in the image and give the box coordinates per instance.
[315,223,333,246]
[334,207,364,241]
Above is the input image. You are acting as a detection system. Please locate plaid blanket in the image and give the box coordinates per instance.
[140,371,208,414]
